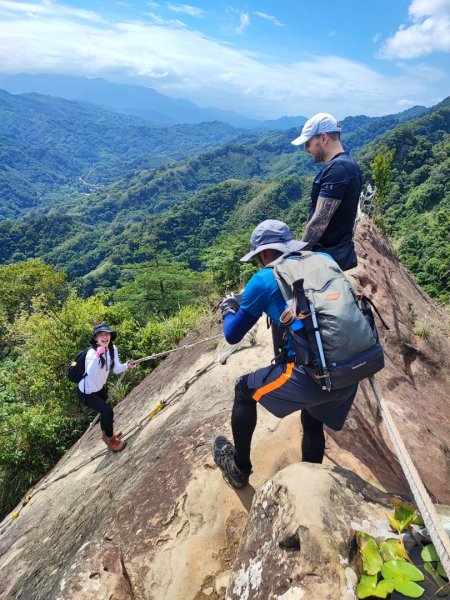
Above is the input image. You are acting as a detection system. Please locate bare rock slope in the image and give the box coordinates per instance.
[0,215,449,600]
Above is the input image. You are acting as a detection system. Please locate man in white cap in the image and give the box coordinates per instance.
[211,219,358,489]
[291,112,362,271]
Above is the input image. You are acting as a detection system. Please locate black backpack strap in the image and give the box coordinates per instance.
[359,295,390,330]
[292,279,318,363]
[82,347,88,396]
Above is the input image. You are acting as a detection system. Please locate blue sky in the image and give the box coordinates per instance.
[0,0,449,119]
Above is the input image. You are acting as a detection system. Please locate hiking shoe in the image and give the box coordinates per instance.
[212,436,251,489]
[100,431,122,440]
[102,435,126,452]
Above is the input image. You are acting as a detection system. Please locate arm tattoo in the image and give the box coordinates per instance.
[301,196,342,247]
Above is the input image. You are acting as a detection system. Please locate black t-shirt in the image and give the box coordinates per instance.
[310,152,362,247]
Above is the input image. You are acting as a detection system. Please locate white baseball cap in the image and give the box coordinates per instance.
[291,112,341,146]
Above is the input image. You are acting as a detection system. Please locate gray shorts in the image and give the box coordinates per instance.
[246,361,358,431]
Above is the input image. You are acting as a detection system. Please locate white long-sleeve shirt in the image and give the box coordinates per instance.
[78,345,128,394]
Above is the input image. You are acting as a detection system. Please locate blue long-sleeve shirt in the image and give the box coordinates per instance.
[224,252,333,348]
[223,267,302,352]
[223,308,259,344]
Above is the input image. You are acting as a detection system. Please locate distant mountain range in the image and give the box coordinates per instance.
[0,73,308,130]
[0,88,261,219]
[0,89,447,300]
[0,74,447,300]
[0,80,435,222]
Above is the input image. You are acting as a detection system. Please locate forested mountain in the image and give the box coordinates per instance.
[0,94,448,300]
[0,73,306,129]
[341,105,430,153]
[0,86,431,222]
[357,96,450,301]
[0,73,428,131]
[0,175,308,294]
[0,89,251,219]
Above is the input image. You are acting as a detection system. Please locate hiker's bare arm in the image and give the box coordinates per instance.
[301,195,342,248]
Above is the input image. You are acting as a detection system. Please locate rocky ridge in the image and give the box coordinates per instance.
[0,215,449,599]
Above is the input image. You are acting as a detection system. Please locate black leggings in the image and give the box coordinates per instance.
[300,409,325,464]
[231,376,325,471]
[77,386,113,438]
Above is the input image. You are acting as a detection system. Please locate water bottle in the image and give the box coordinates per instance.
[291,316,304,331]
[280,300,303,331]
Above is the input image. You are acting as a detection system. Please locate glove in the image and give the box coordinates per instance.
[96,346,106,356]
[219,293,240,318]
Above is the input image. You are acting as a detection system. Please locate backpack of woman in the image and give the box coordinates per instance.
[77,322,135,452]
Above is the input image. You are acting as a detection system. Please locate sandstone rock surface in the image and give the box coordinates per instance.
[227,463,394,600]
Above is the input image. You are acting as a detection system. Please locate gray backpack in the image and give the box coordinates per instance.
[273,251,385,390]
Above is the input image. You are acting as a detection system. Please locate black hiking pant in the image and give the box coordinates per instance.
[77,385,114,438]
[231,374,330,472]
[312,239,358,271]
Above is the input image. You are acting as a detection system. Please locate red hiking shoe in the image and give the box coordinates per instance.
[100,431,122,440]
[101,434,126,452]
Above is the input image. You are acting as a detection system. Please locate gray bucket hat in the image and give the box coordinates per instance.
[240,219,307,262]
[91,322,117,342]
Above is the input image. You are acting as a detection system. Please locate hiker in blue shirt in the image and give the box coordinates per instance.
[212,220,358,489]
[291,112,362,272]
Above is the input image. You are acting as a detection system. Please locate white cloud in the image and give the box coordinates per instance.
[165,3,205,18]
[0,1,446,117]
[0,0,44,13]
[143,11,185,26]
[409,0,450,19]
[235,11,249,34]
[398,61,444,81]
[380,0,450,59]
[0,0,105,23]
[253,11,283,27]
[396,98,415,107]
